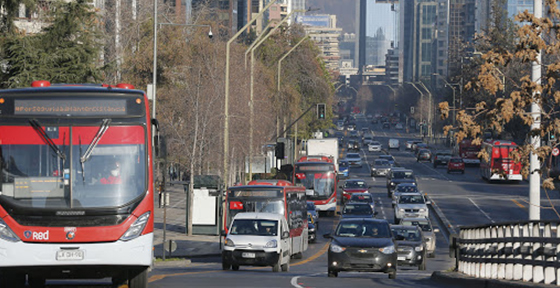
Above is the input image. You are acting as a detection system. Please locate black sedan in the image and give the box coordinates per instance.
[390,225,427,270]
[339,202,375,219]
[324,219,397,279]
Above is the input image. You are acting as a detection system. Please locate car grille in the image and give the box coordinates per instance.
[397,246,413,256]
[405,209,419,213]
[346,247,378,259]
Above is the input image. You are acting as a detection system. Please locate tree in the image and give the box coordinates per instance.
[2,0,103,87]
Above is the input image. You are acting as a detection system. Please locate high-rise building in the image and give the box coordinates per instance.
[297,14,343,73]
[366,28,392,66]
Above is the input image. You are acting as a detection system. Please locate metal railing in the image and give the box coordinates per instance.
[450,220,560,285]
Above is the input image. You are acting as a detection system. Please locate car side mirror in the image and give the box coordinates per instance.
[282,231,290,239]
[323,233,332,239]
[434,228,440,233]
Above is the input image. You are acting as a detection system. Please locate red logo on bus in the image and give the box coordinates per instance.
[229,201,243,210]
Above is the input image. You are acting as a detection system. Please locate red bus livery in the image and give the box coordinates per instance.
[225,181,308,258]
[459,139,481,165]
[480,140,522,181]
[0,81,156,287]
[293,157,337,215]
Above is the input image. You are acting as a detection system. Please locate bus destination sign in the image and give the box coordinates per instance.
[14,99,127,116]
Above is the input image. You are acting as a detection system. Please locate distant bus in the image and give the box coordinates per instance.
[224,181,308,258]
[459,139,481,165]
[0,81,156,287]
[480,140,522,181]
[293,156,337,215]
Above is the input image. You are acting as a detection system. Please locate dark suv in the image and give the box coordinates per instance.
[433,150,452,168]
[386,169,416,197]
[325,219,397,279]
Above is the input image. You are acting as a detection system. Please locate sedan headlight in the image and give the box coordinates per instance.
[415,246,424,252]
[330,244,346,253]
[264,239,278,248]
[399,208,405,212]
[308,227,315,232]
[379,245,395,254]
[225,238,235,247]
[0,218,20,242]
[419,208,426,212]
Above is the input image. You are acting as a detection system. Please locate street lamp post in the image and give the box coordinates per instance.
[433,73,458,127]
[405,82,425,127]
[417,82,433,139]
[245,9,306,181]
[224,0,278,188]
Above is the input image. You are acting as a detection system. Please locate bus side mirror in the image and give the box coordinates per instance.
[151,119,161,157]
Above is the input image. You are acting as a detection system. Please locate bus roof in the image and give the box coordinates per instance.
[247,179,292,186]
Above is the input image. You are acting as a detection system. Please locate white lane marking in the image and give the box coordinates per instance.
[291,272,324,287]
[468,198,495,223]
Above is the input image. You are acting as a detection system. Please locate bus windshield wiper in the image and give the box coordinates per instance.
[80,119,111,164]
[29,119,66,162]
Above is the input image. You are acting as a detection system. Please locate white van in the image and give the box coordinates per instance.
[222,212,291,272]
[388,138,400,150]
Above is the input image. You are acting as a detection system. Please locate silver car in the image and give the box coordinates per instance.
[368,141,382,152]
[371,159,391,177]
[399,217,439,258]
[393,193,430,223]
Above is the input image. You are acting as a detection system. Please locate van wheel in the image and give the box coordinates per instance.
[388,271,397,279]
[0,272,26,288]
[328,270,338,277]
[231,265,239,271]
[293,252,303,259]
[281,260,290,272]
[272,254,282,272]
[222,261,231,270]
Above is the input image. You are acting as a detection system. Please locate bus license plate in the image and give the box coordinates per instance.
[242,252,255,258]
[56,250,84,261]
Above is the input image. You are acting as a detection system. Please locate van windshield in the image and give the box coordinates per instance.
[229,219,278,236]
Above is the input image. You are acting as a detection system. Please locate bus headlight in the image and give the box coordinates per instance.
[0,218,20,242]
[120,212,150,241]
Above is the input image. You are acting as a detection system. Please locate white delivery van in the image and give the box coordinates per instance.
[222,212,291,272]
[388,138,400,150]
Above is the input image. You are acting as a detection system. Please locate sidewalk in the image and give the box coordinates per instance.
[152,184,221,265]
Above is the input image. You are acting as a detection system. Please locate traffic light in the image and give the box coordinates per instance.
[275,142,285,159]
[317,103,326,119]
[551,132,556,142]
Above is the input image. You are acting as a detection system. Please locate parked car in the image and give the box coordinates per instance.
[340,202,375,219]
[393,193,430,223]
[386,169,416,197]
[382,122,391,129]
[349,193,376,211]
[371,159,391,177]
[341,179,369,203]
[390,225,427,270]
[447,157,465,174]
[368,141,382,152]
[399,217,439,258]
[395,123,404,130]
[325,219,397,279]
[307,201,319,229]
[388,139,400,151]
[416,149,432,162]
[346,153,362,168]
[433,150,453,168]
[379,154,396,166]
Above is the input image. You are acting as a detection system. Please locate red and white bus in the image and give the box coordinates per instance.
[293,156,337,215]
[480,140,522,181]
[0,81,156,287]
[225,180,308,258]
[459,139,481,165]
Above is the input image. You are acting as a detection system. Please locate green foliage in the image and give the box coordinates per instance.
[2,0,102,87]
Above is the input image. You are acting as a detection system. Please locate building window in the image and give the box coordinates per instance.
[421,65,432,77]
[422,28,431,40]
[421,43,432,62]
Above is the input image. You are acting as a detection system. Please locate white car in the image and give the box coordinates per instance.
[388,139,400,150]
[393,193,430,223]
[368,141,382,152]
[395,123,404,130]
[346,153,362,167]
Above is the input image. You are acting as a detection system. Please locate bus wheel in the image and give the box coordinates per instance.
[28,275,46,288]
[128,268,148,288]
[0,272,25,288]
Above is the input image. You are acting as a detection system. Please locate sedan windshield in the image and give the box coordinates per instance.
[344,180,367,189]
[395,185,418,193]
[402,221,432,232]
[391,228,421,241]
[398,195,425,204]
[343,204,373,215]
[335,221,391,238]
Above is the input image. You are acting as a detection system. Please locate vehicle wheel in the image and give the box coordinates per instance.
[0,272,26,288]
[222,261,231,270]
[272,254,282,272]
[328,270,338,277]
[294,252,303,259]
[128,268,148,288]
[388,271,397,279]
[281,259,290,272]
[232,265,240,271]
[418,259,427,270]
[28,275,46,288]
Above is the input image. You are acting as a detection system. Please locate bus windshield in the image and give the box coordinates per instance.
[0,125,146,209]
[294,171,335,200]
